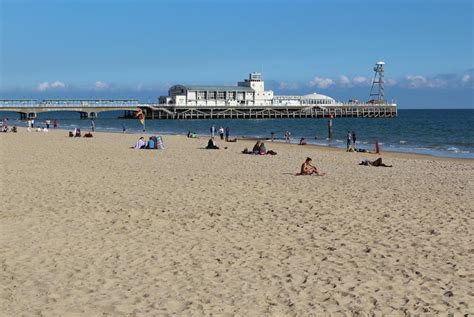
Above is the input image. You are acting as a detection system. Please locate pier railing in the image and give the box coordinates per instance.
[0,99,397,120]
[142,103,397,120]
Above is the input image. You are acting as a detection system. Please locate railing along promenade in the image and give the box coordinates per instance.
[0,99,397,120]
[0,99,140,119]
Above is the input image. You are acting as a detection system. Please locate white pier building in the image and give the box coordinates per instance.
[160,72,274,107]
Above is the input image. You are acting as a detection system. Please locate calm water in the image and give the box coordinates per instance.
[1,109,473,159]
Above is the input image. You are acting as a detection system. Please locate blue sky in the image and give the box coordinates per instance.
[0,0,472,108]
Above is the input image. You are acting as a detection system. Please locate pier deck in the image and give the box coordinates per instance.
[0,100,397,120]
[138,104,397,120]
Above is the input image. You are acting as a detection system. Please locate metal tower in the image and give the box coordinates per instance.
[369,61,385,102]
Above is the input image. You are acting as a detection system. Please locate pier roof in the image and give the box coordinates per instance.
[174,85,254,92]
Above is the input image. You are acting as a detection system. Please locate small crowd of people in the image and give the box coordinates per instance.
[134,136,164,150]
[297,155,391,177]
[242,141,277,155]
[25,119,59,132]
[68,128,93,138]
[210,125,235,142]
[187,131,198,138]
[1,125,17,133]
[1,118,17,133]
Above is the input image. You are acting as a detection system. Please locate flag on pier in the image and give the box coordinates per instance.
[136,108,145,126]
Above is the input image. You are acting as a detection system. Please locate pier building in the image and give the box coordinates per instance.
[159,72,273,107]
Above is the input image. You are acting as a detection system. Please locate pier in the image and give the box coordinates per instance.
[142,103,397,120]
[0,99,397,120]
[0,99,140,120]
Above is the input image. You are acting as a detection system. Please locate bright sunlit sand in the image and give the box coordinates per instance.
[1,129,473,315]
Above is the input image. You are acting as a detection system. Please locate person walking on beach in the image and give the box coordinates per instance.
[53,119,58,128]
[91,120,95,132]
[225,127,230,141]
[271,131,275,142]
[210,125,216,138]
[218,126,224,140]
[346,131,352,151]
[352,131,357,149]
[27,119,32,132]
[45,120,51,129]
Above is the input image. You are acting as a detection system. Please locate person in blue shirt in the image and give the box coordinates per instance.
[147,137,155,149]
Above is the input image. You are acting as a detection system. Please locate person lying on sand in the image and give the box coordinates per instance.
[298,157,325,176]
[252,141,261,154]
[359,157,392,167]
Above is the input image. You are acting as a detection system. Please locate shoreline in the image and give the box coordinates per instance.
[10,126,473,163]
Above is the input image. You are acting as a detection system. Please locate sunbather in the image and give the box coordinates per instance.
[206,137,219,149]
[299,157,325,176]
[359,157,392,167]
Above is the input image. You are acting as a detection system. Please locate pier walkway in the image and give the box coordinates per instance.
[0,99,397,120]
[130,103,397,120]
[0,99,140,119]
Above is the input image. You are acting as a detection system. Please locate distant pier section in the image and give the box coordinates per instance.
[0,63,397,120]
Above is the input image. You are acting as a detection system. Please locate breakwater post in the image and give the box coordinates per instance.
[328,114,333,139]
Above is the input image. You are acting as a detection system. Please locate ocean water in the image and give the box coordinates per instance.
[1,109,473,159]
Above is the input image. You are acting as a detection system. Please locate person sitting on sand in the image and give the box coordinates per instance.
[359,157,392,167]
[299,137,307,145]
[146,137,155,149]
[252,141,261,154]
[206,137,219,149]
[259,142,267,155]
[299,157,325,176]
[134,137,146,149]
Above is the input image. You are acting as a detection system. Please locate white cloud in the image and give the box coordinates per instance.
[405,75,428,88]
[35,81,66,91]
[51,81,66,89]
[404,75,448,88]
[352,76,371,86]
[36,82,50,91]
[461,74,471,83]
[278,81,300,90]
[385,79,398,86]
[94,81,109,90]
[309,77,335,89]
[339,75,351,87]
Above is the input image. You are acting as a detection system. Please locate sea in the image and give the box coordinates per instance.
[1,109,473,159]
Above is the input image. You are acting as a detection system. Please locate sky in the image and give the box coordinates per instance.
[0,0,473,108]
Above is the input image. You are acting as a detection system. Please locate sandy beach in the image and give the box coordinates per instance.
[1,128,473,316]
